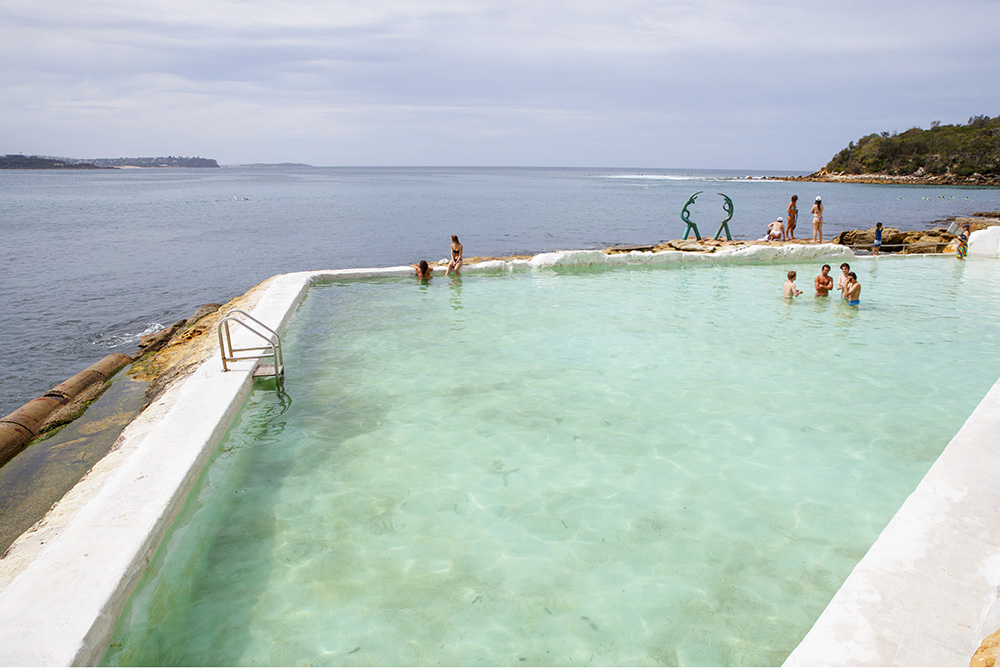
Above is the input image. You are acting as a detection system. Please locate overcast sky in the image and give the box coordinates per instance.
[2,0,997,170]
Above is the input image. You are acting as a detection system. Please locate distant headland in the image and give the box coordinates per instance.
[786,114,1000,186]
[1,154,220,169]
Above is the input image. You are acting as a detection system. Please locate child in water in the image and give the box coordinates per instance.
[783,270,803,298]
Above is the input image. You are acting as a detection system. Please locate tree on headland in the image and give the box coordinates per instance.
[825,115,1000,178]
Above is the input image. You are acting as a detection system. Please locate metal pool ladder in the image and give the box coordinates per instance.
[217,309,285,388]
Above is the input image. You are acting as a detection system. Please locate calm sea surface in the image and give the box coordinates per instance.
[2,165,1000,416]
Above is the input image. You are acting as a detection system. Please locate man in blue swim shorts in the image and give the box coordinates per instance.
[845,272,861,306]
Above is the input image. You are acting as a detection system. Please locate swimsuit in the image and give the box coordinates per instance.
[848,299,860,306]
[958,233,968,259]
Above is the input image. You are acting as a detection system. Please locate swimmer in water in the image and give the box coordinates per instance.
[783,270,803,298]
[815,264,833,296]
[845,272,861,306]
[411,260,433,279]
[836,262,851,298]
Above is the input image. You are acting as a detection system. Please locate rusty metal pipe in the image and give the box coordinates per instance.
[0,353,134,467]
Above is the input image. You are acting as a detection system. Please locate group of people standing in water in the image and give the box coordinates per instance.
[784,262,861,305]
[766,195,826,243]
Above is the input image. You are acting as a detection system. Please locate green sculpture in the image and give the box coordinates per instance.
[681,191,735,241]
[715,193,734,241]
[681,191,703,240]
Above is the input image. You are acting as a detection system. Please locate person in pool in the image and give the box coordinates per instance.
[786,195,798,239]
[845,272,861,306]
[836,262,851,298]
[447,234,464,275]
[783,270,802,298]
[815,264,833,296]
[411,260,433,279]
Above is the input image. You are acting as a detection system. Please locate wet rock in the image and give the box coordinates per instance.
[657,239,719,253]
[603,245,656,254]
[187,303,221,324]
[137,320,186,353]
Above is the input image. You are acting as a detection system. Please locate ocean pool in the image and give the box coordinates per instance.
[103,256,1000,666]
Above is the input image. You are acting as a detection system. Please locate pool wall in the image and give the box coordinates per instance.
[0,242,994,666]
[970,225,1000,258]
[784,374,1000,665]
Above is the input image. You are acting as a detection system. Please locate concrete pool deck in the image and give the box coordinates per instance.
[0,239,996,666]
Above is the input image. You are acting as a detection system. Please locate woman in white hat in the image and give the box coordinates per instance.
[811,196,824,243]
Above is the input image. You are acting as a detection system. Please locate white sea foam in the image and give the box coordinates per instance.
[602,174,705,181]
[92,323,165,349]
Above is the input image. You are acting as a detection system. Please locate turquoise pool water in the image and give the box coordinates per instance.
[104,256,1000,666]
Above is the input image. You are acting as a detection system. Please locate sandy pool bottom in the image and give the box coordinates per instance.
[104,257,1000,666]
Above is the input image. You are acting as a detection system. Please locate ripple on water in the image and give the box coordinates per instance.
[104,259,1000,666]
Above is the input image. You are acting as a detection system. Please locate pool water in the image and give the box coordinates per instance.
[103,257,1000,666]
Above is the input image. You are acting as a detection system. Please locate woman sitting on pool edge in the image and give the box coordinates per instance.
[411,260,433,279]
[447,234,464,275]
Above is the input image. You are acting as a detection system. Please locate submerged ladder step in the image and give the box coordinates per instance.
[252,363,282,378]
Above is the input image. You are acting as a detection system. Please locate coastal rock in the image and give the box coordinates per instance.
[833,226,961,254]
[972,627,1000,666]
[782,172,1000,187]
[137,320,186,353]
[604,244,656,254]
[657,239,721,253]
[187,303,221,324]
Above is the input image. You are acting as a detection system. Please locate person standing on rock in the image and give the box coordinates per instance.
[873,222,883,256]
[811,196,824,243]
[786,195,798,239]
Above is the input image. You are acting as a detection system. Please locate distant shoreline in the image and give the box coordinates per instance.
[0,155,220,170]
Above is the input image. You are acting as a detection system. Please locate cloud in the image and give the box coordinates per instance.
[1,0,998,167]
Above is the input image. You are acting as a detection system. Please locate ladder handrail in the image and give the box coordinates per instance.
[217,309,284,375]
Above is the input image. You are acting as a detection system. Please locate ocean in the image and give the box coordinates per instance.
[2,165,999,417]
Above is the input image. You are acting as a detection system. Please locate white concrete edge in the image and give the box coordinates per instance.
[783,377,1000,665]
[0,242,970,667]
[970,226,1000,258]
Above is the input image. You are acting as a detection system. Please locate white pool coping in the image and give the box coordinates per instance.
[0,241,995,666]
